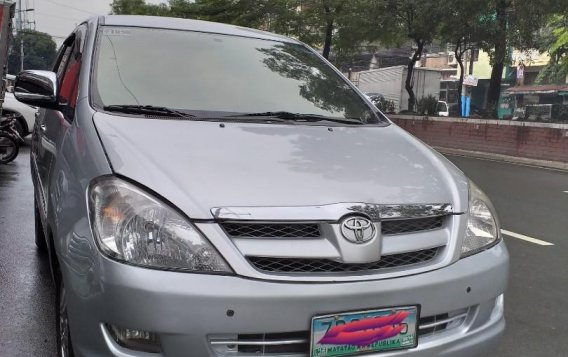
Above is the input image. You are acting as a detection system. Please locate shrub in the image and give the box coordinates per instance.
[417,95,438,116]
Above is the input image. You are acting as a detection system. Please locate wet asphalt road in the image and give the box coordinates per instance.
[0,146,567,356]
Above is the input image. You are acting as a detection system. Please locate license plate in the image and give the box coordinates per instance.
[310,306,419,357]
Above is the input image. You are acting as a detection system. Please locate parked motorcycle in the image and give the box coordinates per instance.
[0,114,22,164]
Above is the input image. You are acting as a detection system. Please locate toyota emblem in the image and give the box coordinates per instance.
[340,216,376,243]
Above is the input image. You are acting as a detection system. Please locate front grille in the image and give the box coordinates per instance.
[221,216,445,239]
[382,216,445,235]
[237,331,309,354]
[221,222,321,238]
[247,248,440,274]
[209,308,468,355]
[418,308,469,337]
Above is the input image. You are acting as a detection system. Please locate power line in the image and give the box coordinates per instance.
[35,9,83,22]
[18,29,67,39]
[42,0,98,15]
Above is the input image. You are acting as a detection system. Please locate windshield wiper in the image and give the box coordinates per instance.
[103,105,196,119]
[225,111,364,125]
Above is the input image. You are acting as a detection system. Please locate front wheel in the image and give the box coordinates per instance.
[0,134,18,164]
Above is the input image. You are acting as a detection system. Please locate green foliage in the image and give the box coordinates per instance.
[417,95,438,116]
[535,62,568,84]
[110,0,173,16]
[534,14,568,84]
[8,30,57,74]
[374,97,395,114]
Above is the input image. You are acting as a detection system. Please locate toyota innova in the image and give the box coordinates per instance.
[15,15,508,357]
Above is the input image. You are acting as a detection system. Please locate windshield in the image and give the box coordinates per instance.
[92,26,386,124]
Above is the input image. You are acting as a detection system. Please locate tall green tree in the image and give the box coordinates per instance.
[296,0,347,59]
[534,15,568,84]
[367,0,444,111]
[110,0,171,16]
[8,30,57,74]
[479,0,564,115]
[440,0,492,115]
[191,0,349,60]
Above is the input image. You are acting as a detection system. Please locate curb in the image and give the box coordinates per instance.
[435,147,568,172]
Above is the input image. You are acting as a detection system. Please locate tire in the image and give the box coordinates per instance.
[56,270,75,357]
[14,118,25,139]
[0,134,19,164]
[34,197,47,253]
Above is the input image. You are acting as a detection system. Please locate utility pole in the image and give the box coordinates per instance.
[18,0,23,72]
[15,0,34,73]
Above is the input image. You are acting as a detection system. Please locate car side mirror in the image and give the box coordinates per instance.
[14,70,59,109]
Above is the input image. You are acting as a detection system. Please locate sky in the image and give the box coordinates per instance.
[19,0,163,45]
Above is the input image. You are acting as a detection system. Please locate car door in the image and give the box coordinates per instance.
[33,25,86,217]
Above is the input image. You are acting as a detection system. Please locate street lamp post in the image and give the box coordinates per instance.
[16,0,34,73]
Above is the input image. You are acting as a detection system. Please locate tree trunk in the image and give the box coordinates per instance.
[488,60,504,109]
[487,0,508,116]
[322,19,334,59]
[405,40,424,112]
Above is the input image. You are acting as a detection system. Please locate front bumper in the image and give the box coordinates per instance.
[65,241,508,357]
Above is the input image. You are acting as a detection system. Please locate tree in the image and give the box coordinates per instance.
[191,0,348,60]
[440,0,492,116]
[479,0,564,116]
[8,30,57,74]
[110,0,171,16]
[533,15,568,84]
[295,0,347,59]
[374,0,444,111]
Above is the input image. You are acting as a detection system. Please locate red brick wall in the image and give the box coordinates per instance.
[390,115,568,163]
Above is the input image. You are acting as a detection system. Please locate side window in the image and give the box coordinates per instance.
[58,25,87,120]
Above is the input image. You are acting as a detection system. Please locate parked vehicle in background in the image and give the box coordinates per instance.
[364,92,385,106]
[2,91,38,137]
[354,66,442,113]
[437,100,459,117]
[0,114,21,164]
[438,101,450,116]
[16,16,508,357]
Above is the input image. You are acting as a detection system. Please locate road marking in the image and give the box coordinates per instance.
[501,229,554,246]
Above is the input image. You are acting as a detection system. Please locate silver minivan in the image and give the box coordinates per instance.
[15,16,508,357]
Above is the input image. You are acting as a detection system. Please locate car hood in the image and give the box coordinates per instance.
[93,113,469,219]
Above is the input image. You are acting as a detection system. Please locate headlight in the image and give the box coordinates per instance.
[461,180,500,258]
[88,176,231,273]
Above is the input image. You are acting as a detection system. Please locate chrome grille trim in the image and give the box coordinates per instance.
[247,247,441,274]
[420,312,468,330]
[210,338,307,346]
[211,203,455,221]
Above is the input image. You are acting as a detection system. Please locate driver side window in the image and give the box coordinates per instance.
[54,25,87,121]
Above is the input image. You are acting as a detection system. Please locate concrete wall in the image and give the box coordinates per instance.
[390,115,568,163]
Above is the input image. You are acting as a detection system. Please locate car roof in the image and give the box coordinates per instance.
[99,15,299,44]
